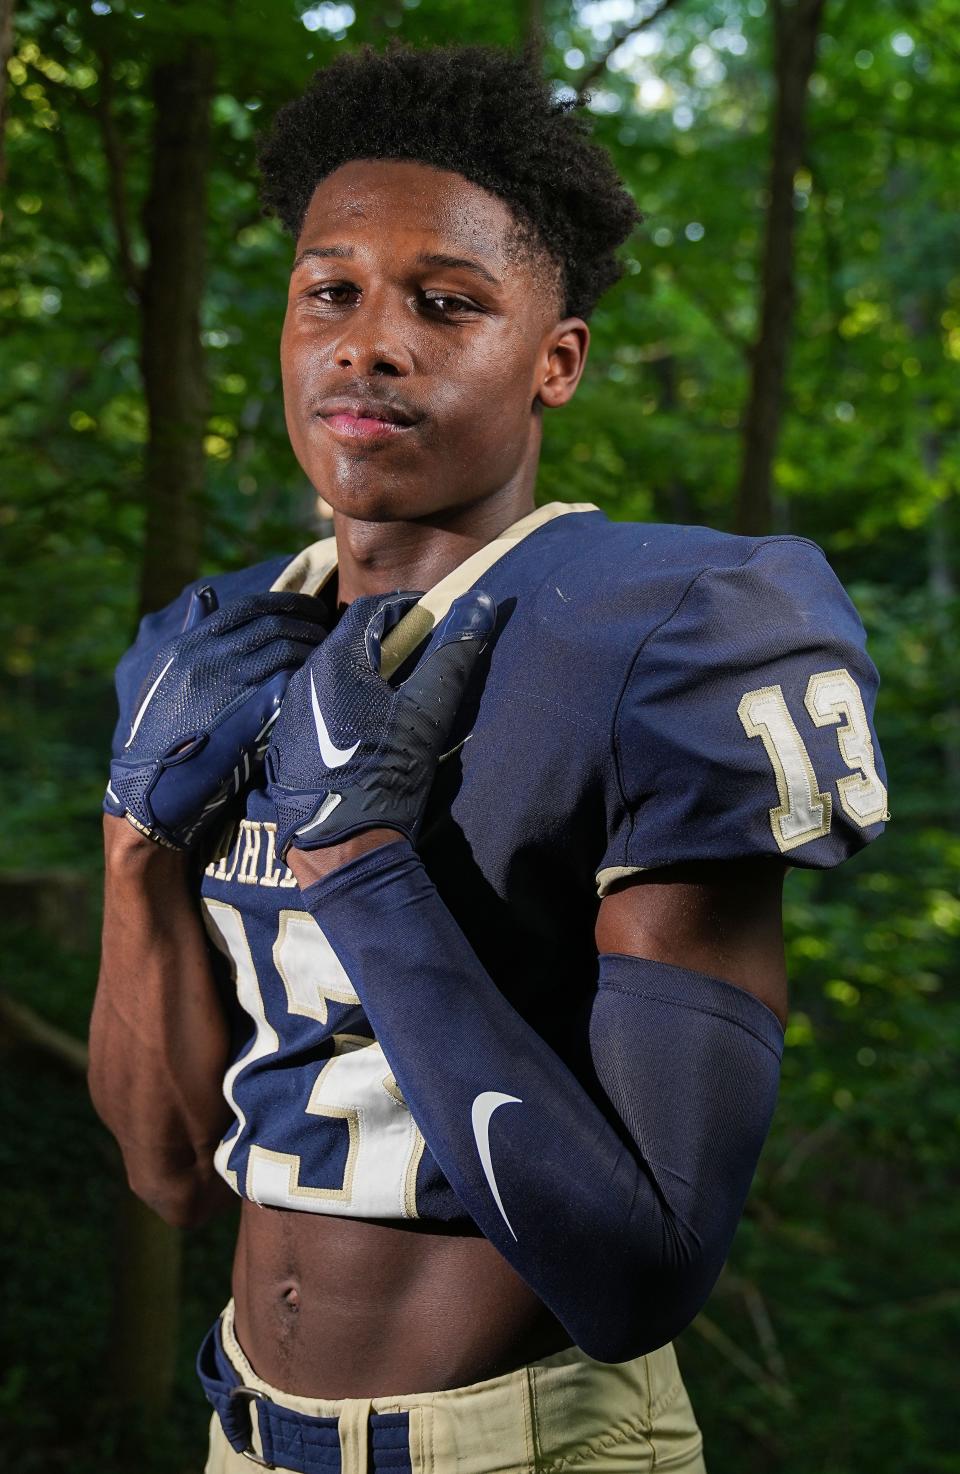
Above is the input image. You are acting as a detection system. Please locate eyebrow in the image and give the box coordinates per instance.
[291,244,502,288]
[415,252,501,287]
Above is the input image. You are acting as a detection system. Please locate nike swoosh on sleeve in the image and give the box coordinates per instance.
[310,674,361,768]
[125,656,175,748]
[471,1090,522,1241]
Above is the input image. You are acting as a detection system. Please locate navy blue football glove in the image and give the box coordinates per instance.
[105,588,330,849]
[265,588,496,860]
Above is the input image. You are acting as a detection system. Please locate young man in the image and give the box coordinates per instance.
[89,41,887,1474]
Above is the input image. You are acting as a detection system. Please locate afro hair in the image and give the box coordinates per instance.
[256,41,641,320]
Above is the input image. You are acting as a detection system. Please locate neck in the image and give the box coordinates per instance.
[331,482,537,607]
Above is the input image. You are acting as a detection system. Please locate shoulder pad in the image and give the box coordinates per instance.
[110,553,295,757]
[598,537,888,889]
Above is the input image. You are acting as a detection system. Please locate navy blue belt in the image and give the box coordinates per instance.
[196,1316,412,1472]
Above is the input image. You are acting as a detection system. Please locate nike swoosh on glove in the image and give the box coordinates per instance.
[265,587,496,860]
[105,588,330,849]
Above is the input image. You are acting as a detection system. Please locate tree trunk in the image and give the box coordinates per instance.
[921,436,960,811]
[102,43,216,1425]
[0,0,16,194]
[524,0,544,52]
[650,354,692,523]
[898,262,960,811]
[137,45,215,618]
[735,0,825,535]
[107,1192,183,1422]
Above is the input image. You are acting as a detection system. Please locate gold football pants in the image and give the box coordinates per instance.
[205,1298,707,1474]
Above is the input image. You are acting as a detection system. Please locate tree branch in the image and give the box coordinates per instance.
[93,47,142,298]
[0,992,88,1075]
[691,1311,796,1408]
[902,3,960,67]
[576,0,685,90]
[46,100,121,269]
[669,266,752,357]
[739,1277,791,1388]
[862,1289,960,1318]
[852,116,960,144]
[805,154,849,401]
[22,56,141,291]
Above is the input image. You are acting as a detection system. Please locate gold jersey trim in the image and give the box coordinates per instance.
[268,501,599,678]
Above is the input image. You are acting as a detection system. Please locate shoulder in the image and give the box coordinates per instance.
[570,514,845,618]
[531,511,857,670]
[631,530,865,663]
[595,524,886,880]
[129,551,297,642]
[110,553,298,752]
[616,530,875,734]
[133,553,298,650]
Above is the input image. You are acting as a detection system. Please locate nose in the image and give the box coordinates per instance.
[332,292,413,378]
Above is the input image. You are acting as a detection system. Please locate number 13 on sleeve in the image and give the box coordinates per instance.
[738,667,889,855]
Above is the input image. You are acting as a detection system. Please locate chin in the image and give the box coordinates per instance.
[335,496,408,523]
[316,474,479,526]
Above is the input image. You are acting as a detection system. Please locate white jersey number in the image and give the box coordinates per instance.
[202,901,425,1218]
[738,667,887,853]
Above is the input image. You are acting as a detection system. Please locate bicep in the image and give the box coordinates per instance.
[594,858,789,1030]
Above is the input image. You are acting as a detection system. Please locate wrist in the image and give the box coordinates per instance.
[287,828,406,888]
[103,812,190,875]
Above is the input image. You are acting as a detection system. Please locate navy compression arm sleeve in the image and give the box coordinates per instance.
[300,839,784,1362]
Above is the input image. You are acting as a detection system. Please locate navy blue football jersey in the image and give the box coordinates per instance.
[111,503,887,1224]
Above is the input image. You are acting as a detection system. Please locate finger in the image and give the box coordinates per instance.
[182,584,219,632]
[237,637,329,683]
[401,590,496,689]
[178,615,329,674]
[431,590,496,651]
[205,591,330,636]
[299,590,424,682]
[227,615,333,654]
[398,591,496,754]
[363,591,426,674]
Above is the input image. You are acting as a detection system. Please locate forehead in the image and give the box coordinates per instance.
[296,158,526,270]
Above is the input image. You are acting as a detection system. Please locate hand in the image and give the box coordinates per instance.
[266,587,496,860]
[105,588,330,849]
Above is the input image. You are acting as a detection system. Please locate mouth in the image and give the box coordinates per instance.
[321,413,411,441]
[313,395,420,443]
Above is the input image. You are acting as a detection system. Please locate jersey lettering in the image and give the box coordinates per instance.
[804,669,888,827]
[202,900,425,1217]
[737,685,832,851]
[739,668,886,852]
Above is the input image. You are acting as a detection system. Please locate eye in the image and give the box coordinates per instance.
[421,292,482,318]
[300,283,482,318]
[308,283,359,306]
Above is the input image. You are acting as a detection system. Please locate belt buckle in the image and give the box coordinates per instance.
[228,1384,276,1468]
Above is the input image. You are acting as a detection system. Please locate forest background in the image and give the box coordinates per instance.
[1,1,957,1471]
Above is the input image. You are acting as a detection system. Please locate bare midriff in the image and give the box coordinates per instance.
[231,1200,574,1399]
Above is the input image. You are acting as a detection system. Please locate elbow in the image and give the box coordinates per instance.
[575,1304,704,1366]
[567,1247,725,1364]
[88,1082,231,1230]
[124,1162,232,1230]
[576,1306,700,1365]
[87,1064,233,1229]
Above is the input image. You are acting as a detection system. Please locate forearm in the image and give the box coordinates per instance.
[290,838,784,1361]
[89,816,234,1226]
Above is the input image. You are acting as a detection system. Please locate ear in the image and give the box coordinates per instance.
[534,318,590,411]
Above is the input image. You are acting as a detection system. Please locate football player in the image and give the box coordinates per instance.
[89,41,887,1474]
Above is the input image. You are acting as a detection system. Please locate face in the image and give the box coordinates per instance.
[280,159,589,523]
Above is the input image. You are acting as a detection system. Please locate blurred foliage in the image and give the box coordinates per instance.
[1,0,958,1471]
